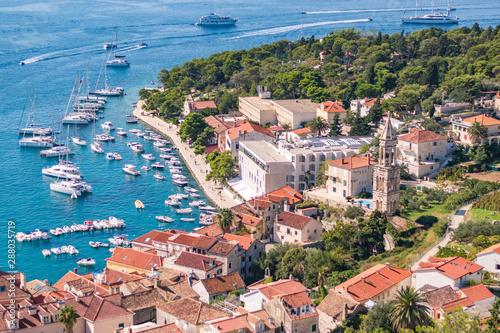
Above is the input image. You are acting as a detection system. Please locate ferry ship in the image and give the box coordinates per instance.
[196,13,238,26]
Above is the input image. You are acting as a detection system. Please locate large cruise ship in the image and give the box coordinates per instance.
[196,13,238,26]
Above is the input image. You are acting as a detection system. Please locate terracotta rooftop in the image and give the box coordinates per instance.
[222,233,256,251]
[26,279,49,295]
[198,273,245,295]
[317,291,362,320]
[463,114,500,126]
[328,155,375,169]
[226,122,275,140]
[157,297,230,325]
[133,230,174,246]
[208,239,238,255]
[441,297,474,312]
[276,211,314,230]
[135,323,182,333]
[190,100,217,110]
[422,285,459,308]
[193,223,236,237]
[318,100,347,113]
[292,127,312,135]
[459,284,495,304]
[106,247,163,271]
[174,251,222,271]
[363,98,376,107]
[53,271,109,296]
[398,129,447,143]
[333,263,412,303]
[169,234,217,250]
[238,212,262,227]
[416,256,483,280]
[211,308,277,333]
[477,243,500,256]
[248,279,309,300]
[121,289,165,312]
[269,125,284,131]
[281,291,313,308]
[204,115,229,134]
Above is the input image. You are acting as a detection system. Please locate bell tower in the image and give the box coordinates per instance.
[373,116,400,215]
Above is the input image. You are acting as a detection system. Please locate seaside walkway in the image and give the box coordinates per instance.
[132,100,241,209]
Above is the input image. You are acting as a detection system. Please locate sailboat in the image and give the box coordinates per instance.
[401,0,458,24]
[19,89,56,148]
[90,117,105,154]
[92,54,124,96]
[103,30,118,50]
[18,88,54,136]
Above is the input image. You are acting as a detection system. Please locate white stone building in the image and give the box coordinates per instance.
[450,114,500,146]
[273,211,322,244]
[325,155,375,199]
[476,243,500,274]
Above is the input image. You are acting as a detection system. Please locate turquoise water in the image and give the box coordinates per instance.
[0,0,499,283]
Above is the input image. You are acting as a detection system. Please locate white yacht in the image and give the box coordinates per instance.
[123,164,141,176]
[142,154,156,161]
[71,137,87,146]
[42,163,83,180]
[196,13,238,26]
[92,87,124,96]
[78,95,107,103]
[77,258,96,266]
[50,180,92,197]
[62,114,91,125]
[106,152,115,160]
[130,144,145,153]
[91,142,105,153]
[18,127,53,136]
[106,55,130,67]
[19,136,55,148]
[103,42,117,50]
[116,128,127,136]
[94,134,115,142]
[40,146,75,158]
[402,1,458,24]
[101,121,115,131]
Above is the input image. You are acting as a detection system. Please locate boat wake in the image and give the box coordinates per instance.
[117,45,147,53]
[230,19,371,39]
[303,7,445,14]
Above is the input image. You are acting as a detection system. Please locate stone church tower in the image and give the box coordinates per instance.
[373,117,400,215]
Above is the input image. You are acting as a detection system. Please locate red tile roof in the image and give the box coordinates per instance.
[248,280,308,300]
[477,243,500,256]
[198,273,245,295]
[106,247,163,271]
[226,122,275,140]
[292,127,312,135]
[422,286,459,308]
[363,98,376,107]
[174,252,222,271]
[157,298,230,325]
[53,271,109,296]
[318,101,347,113]
[416,256,483,280]
[281,291,313,308]
[398,129,447,143]
[204,115,229,134]
[328,155,375,169]
[239,212,262,227]
[190,100,217,111]
[208,240,238,255]
[441,297,474,312]
[222,233,255,250]
[276,211,315,230]
[133,230,174,246]
[269,125,284,131]
[193,223,236,237]
[463,114,500,126]
[459,284,494,303]
[333,264,412,303]
[169,234,217,249]
[135,323,182,333]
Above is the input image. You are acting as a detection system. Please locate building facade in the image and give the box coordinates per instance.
[325,155,375,199]
[316,101,347,124]
[450,114,500,145]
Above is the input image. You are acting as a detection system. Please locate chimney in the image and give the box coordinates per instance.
[17,310,23,320]
[28,306,37,316]
[385,262,390,269]
[73,268,77,274]
[367,153,370,165]
[342,303,348,321]
[360,276,366,282]
[75,296,80,303]
[289,274,293,280]
[376,269,380,275]
[153,278,159,289]
[238,129,241,136]
[342,158,345,164]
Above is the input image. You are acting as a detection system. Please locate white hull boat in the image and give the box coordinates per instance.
[40,146,74,158]
[156,216,174,223]
[42,249,51,257]
[123,164,141,176]
[71,137,87,146]
[42,163,83,180]
[91,142,105,153]
[101,121,115,131]
[196,13,238,25]
[176,208,193,214]
[19,136,55,148]
[77,258,96,266]
[50,180,92,197]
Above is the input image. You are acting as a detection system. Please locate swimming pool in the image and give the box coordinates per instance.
[353,199,373,209]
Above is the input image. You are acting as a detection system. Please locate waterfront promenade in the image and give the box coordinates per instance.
[132,100,241,209]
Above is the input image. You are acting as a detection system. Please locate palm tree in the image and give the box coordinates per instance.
[390,286,431,331]
[217,208,233,234]
[317,266,331,288]
[59,305,79,333]
[468,121,488,144]
[310,117,329,136]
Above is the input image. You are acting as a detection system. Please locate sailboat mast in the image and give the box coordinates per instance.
[33,89,37,127]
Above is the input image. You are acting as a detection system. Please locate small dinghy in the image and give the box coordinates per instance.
[154,173,165,180]
[135,200,145,209]
[42,249,51,257]
[180,217,195,222]
[77,258,96,266]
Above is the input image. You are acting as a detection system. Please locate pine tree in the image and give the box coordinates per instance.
[329,113,342,136]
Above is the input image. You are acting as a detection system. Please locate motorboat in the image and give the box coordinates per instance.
[190,192,200,198]
[143,136,155,141]
[19,136,55,148]
[56,227,65,234]
[159,147,172,152]
[123,164,141,176]
[62,114,91,125]
[89,241,99,248]
[92,87,124,96]
[101,121,115,131]
[169,167,182,174]
[106,152,115,160]
[77,258,96,266]
[165,198,181,206]
[156,216,174,223]
[196,13,238,26]
[130,144,145,152]
[128,129,140,134]
[40,146,74,158]
[139,41,148,47]
[106,55,130,67]
[135,131,145,138]
[109,247,116,253]
[153,140,167,148]
[117,128,127,136]
[160,153,173,159]
[176,208,193,214]
[94,134,115,142]
[180,218,195,222]
[42,163,83,180]
[154,173,165,180]
[151,162,165,169]
[63,226,72,233]
[50,180,93,197]
[71,225,80,232]
[97,242,109,247]
[173,193,189,200]
[68,245,79,254]
[200,205,217,211]
[42,249,51,257]
[103,41,117,49]
[173,179,189,186]
[135,200,145,209]
[91,142,105,153]
[51,248,62,255]
[71,137,87,146]
[142,154,156,160]
[49,229,59,236]
[126,117,139,123]
[189,200,205,207]
[141,166,151,171]
[113,153,122,160]
[185,187,198,193]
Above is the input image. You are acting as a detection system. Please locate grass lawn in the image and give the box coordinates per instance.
[468,208,500,222]
[401,202,452,221]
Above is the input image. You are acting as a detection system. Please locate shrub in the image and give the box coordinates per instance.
[435,246,468,259]
[296,201,319,209]
[415,215,439,228]
[345,206,365,219]
[356,192,372,199]
[432,219,448,237]
[472,235,491,248]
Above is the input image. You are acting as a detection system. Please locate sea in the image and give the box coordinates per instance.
[0,0,498,284]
